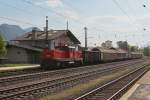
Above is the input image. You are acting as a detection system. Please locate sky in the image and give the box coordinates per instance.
[0,0,150,47]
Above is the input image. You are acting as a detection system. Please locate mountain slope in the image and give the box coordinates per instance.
[0,24,25,40]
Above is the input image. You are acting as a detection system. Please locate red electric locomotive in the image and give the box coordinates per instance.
[41,45,83,69]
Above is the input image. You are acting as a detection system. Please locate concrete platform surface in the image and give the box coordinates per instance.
[120,70,150,100]
[0,65,40,72]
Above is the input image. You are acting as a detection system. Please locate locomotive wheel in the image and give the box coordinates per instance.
[75,61,82,67]
[41,59,57,70]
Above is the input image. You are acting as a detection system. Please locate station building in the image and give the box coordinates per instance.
[3,29,80,64]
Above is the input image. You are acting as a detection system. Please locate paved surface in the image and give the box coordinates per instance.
[120,70,150,100]
[0,65,40,72]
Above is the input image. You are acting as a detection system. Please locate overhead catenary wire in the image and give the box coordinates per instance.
[0,0,147,47]
[62,0,128,45]
[125,0,149,46]
[62,0,114,33]
[22,0,147,40]
[0,0,71,29]
[21,0,78,22]
[0,1,35,16]
[63,0,142,35]
[21,0,90,31]
[112,0,147,46]
[0,0,67,28]
[112,0,144,32]
[125,0,148,33]
[21,0,112,33]
[21,0,149,47]
[112,0,135,24]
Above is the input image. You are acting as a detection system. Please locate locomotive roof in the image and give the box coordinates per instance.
[12,30,80,44]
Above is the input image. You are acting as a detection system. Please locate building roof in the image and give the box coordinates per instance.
[131,52,143,55]
[7,42,42,52]
[116,49,128,53]
[13,30,80,44]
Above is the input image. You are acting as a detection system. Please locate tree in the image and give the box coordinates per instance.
[143,47,150,56]
[0,34,6,57]
[101,40,113,48]
[130,46,138,52]
[117,41,129,51]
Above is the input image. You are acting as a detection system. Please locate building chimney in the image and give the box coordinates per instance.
[32,27,37,46]
[32,27,37,40]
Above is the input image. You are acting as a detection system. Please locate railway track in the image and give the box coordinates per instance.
[0,59,148,100]
[0,67,42,78]
[0,59,145,86]
[0,59,143,78]
[75,64,150,100]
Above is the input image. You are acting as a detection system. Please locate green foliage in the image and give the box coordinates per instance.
[0,34,6,57]
[130,46,139,52]
[117,41,129,51]
[143,47,150,56]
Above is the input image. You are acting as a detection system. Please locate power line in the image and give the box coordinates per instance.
[112,0,145,34]
[0,0,67,29]
[63,0,141,34]
[126,0,147,32]
[63,0,83,13]
[22,0,116,33]
[21,0,86,29]
[112,0,148,45]
[62,0,112,32]
[1,0,144,37]
[22,0,110,33]
[0,1,34,16]
[22,0,72,20]
[112,0,135,24]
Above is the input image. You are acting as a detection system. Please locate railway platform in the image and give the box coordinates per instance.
[0,64,40,72]
[120,69,150,100]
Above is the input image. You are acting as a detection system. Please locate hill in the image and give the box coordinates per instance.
[0,24,25,40]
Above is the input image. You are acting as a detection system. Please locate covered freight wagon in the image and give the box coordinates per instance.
[130,52,143,59]
[82,50,100,64]
[92,47,128,62]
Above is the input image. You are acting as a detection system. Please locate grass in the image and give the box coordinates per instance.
[41,68,133,100]
[0,64,34,67]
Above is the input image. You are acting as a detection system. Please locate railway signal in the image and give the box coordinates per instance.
[84,27,88,50]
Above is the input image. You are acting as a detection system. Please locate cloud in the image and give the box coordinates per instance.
[46,0,63,8]
[82,15,144,33]
[33,0,81,20]
[31,0,150,47]
[34,0,63,8]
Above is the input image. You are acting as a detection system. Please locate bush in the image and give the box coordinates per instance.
[0,34,6,57]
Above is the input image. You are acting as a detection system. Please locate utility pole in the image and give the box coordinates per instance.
[66,21,69,30]
[45,16,50,49]
[84,27,88,64]
[84,27,88,50]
